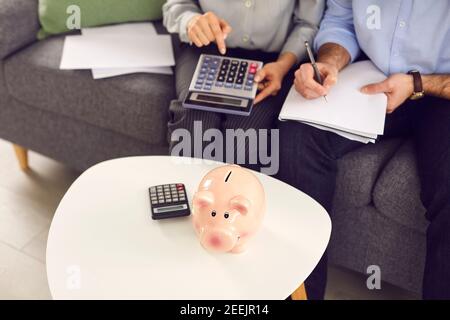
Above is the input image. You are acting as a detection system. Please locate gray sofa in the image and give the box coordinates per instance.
[0,0,427,295]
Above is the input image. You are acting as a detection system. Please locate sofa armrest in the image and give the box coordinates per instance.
[0,0,39,59]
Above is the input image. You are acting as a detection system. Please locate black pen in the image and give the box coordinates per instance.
[304,41,328,103]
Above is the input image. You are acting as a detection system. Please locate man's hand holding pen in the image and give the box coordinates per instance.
[294,62,338,100]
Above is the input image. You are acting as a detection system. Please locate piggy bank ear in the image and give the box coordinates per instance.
[230,195,252,216]
[193,191,214,208]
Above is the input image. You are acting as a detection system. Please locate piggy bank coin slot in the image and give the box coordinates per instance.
[225,170,232,182]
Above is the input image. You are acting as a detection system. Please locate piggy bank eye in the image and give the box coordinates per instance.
[224,212,230,219]
[211,211,216,217]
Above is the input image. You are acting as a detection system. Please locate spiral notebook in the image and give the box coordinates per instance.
[279,61,388,144]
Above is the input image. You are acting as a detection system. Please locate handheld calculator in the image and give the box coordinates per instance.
[149,183,190,220]
[183,54,263,116]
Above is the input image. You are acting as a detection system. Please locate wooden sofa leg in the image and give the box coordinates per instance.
[13,144,29,171]
[291,283,308,300]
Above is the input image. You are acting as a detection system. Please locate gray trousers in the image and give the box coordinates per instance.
[168,44,295,172]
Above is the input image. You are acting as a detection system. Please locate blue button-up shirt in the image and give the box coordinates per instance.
[314,0,450,75]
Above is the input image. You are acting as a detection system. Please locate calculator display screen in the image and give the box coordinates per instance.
[155,205,187,213]
[196,94,243,107]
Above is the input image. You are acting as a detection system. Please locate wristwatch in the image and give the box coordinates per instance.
[408,70,425,100]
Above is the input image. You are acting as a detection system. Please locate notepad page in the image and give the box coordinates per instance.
[302,122,376,144]
[279,61,387,137]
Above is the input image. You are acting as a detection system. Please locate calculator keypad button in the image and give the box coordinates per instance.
[245,86,253,91]
[215,82,223,87]
[204,84,212,90]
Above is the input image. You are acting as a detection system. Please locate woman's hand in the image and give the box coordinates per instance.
[187,12,232,54]
[254,52,297,105]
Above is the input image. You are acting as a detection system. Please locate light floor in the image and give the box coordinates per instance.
[0,138,419,300]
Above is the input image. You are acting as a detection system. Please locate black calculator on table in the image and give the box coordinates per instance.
[149,184,190,220]
[183,54,263,116]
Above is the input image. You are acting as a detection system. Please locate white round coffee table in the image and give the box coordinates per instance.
[46,156,331,299]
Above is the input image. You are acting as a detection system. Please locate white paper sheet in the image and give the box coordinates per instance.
[91,66,173,79]
[60,34,175,69]
[80,23,173,78]
[302,122,376,144]
[82,22,157,36]
[279,61,387,140]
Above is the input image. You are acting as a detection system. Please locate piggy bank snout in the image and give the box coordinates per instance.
[200,227,239,253]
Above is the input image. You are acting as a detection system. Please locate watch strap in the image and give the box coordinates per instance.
[408,70,423,94]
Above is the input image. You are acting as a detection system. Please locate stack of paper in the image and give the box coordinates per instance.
[60,23,174,79]
[279,61,387,144]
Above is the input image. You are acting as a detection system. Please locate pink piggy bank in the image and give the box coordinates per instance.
[192,165,266,253]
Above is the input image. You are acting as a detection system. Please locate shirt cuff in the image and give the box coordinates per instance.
[178,11,202,43]
[314,30,361,63]
[280,38,308,65]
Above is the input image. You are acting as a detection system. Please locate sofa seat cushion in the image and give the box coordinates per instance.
[3,33,174,145]
[333,139,404,209]
[373,140,427,233]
